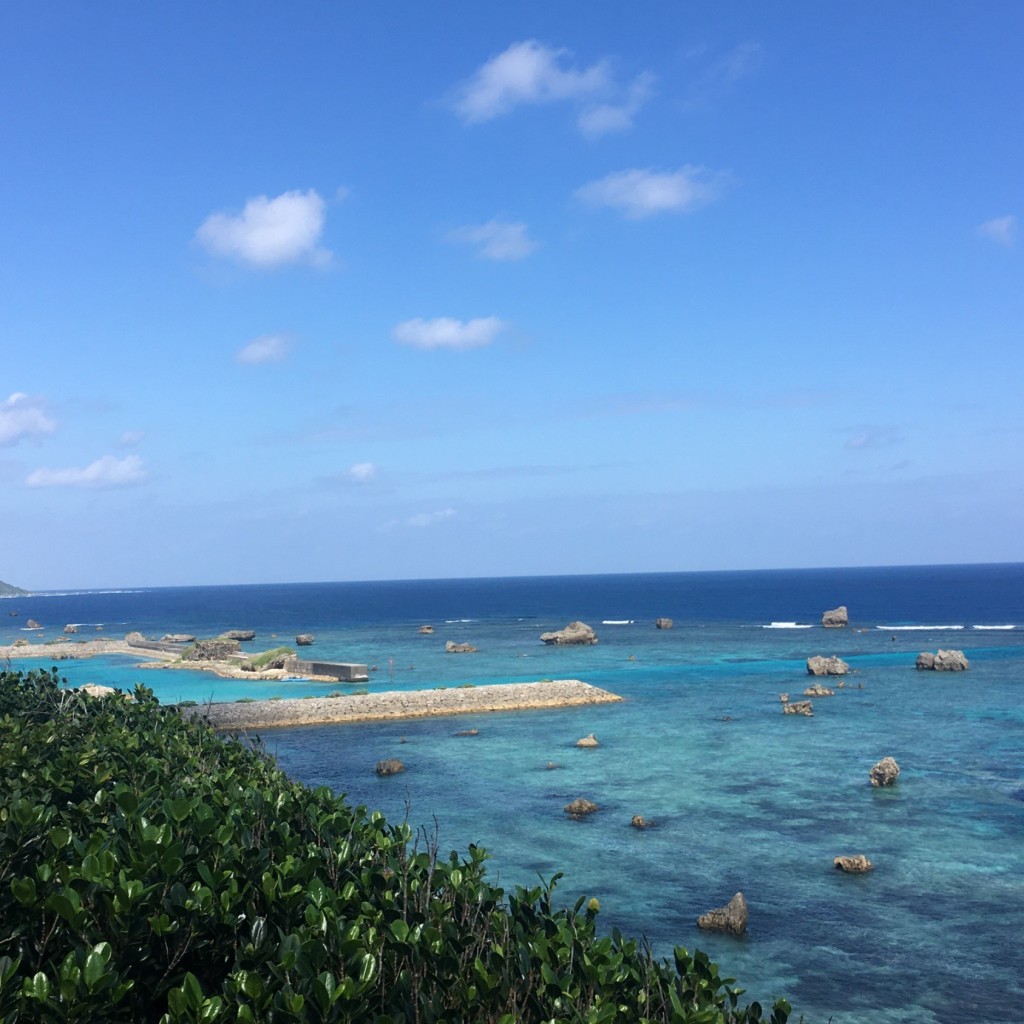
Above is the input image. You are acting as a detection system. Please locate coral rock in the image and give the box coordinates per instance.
[541,621,598,645]
[834,855,874,873]
[783,700,813,716]
[576,733,600,748]
[822,606,849,628]
[916,649,969,671]
[807,655,850,676]
[564,798,599,816]
[375,758,405,776]
[870,756,900,787]
[697,892,749,935]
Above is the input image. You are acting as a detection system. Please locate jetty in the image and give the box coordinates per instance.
[184,679,622,730]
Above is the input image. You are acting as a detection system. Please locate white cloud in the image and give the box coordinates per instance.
[119,430,145,447]
[392,316,506,351]
[407,508,456,528]
[577,72,655,139]
[347,462,377,482]
[575,166,724,219]
[235,333,293,365]
[0,393,56,446]
[195,189,330,267]
[26,454,147,489]
[454,40,610,123]
[978,215,1016,247]
[448,219,538,261]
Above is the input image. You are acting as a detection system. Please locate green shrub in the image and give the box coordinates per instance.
[241,646,295,672]
[0,668,791,1023]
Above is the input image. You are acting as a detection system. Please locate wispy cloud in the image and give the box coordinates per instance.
[0,393,56,446]
[406,508,456,528]
[448,219,538,261]
[119,430,145,447]
[977,214,1016,247]
[195,189,331,268]
[26,454,147,489]
[235,333,294,365]
[683,41,764,109]
[843,425,903,450]
[453,40,651,136]
[347,462,377,483]
[575,166,725,219]
[393,316,506,351]
[577,72,655,139]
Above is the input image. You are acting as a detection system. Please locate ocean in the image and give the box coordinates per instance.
[4,563,1023,1024]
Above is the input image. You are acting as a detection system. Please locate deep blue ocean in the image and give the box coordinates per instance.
[4,563,1023,1024]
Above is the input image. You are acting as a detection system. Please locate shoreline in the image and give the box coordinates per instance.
[183,679,623,730]
[0,638,331,681]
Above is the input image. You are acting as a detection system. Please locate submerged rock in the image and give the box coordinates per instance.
[807,655,850,676]
[454,728,479,736]
[834,855,874,874]
[564,798,600,817]
[697,892,748,935]
[804,682,835,697]
[916,649,969,671]
[870,756,900,787]
[375,758,405,776]
[631,815,651,829]
[541,621,598,645]
[783,700,814,716]
[822,606,849,628]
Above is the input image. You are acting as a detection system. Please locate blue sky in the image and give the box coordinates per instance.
[1,2,1021,589]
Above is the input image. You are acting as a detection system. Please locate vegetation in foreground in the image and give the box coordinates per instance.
[0,669,791,1023]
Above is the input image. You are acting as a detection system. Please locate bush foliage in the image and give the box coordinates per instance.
[0,668,791,1023]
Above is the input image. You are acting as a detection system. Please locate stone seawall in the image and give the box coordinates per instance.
[184,679,622,730]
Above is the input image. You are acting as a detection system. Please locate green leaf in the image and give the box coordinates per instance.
[358,953,376,986]
[11,875,37,905]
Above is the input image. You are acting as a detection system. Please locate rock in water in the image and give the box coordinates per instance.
[295,634,315,646]
[807,655,850,676]
[576,733,600,748]
[418,625,434,634]
[916,649,969,671]
[26,619,41,629]
[783,700,814,716]
[631,815,650,829]
[697,892,749,935]
[804,682,835,696]
[375,759,405,776]
[445,640,478,653]
[834,855,874,873]
[655,617,673,629]
[540,621,598,645]
[63,624,79,634]
[870,756,900,787]
[822,606,848,628]
[221,629,256,642]
[564,798,599,816]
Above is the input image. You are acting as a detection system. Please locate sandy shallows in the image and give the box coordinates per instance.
[185,679,622,730]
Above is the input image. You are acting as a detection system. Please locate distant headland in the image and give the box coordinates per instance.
[0,578,30,598]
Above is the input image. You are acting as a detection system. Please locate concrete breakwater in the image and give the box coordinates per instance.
[185,679,622,730]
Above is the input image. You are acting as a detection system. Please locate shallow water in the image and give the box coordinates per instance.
[6,565,1023,1023]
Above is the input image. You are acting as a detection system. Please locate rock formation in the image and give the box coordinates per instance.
[161,634,196,643]
[295,634,315,646]
[375,758,405,776]
[454,728,479,736]
[26,619,41,629]
[418,625,434,634]
[183,639,241,662]
[807,655,850,676]
[915,649,969,671]
[834,855,874,873]
[564,798,599,816]
[79,683,117,699]
[870,756,900,787]
[575,733,600,748]
[63,624,78,634]
[655,617,673,630]
[783,700,813,716]
[631,815,649,829]
[697,892,748,935]
[445,640,478,653]
[822,606,848,628]
[804,682,835,697]
[540,621,598,645]
[221,630,256,642]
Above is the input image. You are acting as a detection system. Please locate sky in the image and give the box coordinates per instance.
[1,2,1022,590]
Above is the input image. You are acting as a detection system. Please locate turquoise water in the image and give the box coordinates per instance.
[6,566,1024,1022]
